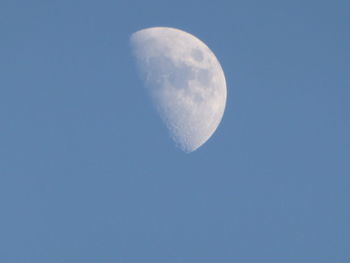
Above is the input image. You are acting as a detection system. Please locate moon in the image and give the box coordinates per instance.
[130,27,227,153]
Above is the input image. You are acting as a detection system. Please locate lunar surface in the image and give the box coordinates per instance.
[130,27,227,152]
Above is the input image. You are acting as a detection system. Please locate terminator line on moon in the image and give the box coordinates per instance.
[130,27,227,152]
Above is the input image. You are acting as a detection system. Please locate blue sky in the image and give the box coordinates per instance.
[1,0,349,262]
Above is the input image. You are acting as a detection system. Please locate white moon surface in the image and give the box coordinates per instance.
[130,27,227,153]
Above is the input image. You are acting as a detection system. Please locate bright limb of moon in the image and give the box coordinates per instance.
[130,27,227,153]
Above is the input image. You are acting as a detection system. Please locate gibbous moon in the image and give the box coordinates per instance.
[130,27,227,153]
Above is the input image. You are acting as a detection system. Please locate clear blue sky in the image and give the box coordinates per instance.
[1,0,349,262]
